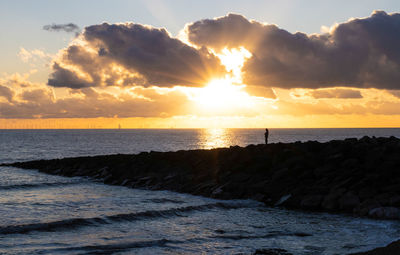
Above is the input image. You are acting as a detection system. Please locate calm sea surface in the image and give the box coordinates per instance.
[0,128,400,254]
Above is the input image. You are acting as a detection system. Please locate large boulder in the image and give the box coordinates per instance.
[339,192,360,211]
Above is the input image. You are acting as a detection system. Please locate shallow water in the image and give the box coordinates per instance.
[1,128,400,254]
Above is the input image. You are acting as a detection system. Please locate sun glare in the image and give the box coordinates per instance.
[216,47,252,82]
[189,47,255,113]
[192,78,253,111]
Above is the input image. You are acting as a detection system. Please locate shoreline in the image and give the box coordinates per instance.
[3,136,400,254]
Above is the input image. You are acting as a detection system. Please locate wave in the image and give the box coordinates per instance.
[0,202,255,235]
[212,231,312,240]
[41,239,178,254]
[143,198,185,204]
[0,181,85,190]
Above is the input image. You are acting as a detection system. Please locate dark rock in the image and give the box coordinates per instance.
[390,195,400,207]
[253,248,292,255]
[374,193,394,207]
[274,194,291,206]
[369,207,400,219]
[339,192,360,211]
[358,187,377,201]
[301,195,323,209]
[322,188,346,211]
[358,199,381,216]
[349,239,400,255]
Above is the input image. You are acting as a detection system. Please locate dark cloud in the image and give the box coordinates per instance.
[309,88,363,99]
[48,23,225,88]
[0,85,14,102]
[48,63,94,88]
[43,23,80,33]
[187,11,400,90]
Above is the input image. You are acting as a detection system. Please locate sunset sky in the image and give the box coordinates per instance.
[2,0,400,128]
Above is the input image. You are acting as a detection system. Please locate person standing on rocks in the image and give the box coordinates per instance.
[265,128,269,144]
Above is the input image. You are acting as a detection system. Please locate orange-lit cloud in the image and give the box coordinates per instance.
[0,72,195,118]
[187,11,400,90]
[308,88,363,99]
[48,23,226,88]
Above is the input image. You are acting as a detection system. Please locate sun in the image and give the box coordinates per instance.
[192,78,253,111]
[183,47,256,114]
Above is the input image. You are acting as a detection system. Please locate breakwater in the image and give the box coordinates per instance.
[5,136,400,221]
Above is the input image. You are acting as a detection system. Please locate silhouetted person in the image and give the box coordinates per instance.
[264,128,269,144]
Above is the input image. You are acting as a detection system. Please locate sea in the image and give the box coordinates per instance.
[1,128,400,255]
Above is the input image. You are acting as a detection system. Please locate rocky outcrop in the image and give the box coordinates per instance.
[350,239,400,255]
[3,136,400,220]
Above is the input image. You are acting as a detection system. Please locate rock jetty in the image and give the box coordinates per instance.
[4,136,400,220]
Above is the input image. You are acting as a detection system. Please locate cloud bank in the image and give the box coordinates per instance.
[0,74,193,118]
[187,11,400,90]
[48,23,225,88]
[4,11,400,120]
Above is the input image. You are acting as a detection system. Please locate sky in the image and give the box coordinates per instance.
[1,0,400,128]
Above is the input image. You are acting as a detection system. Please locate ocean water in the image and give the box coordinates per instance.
[0,128,400,254]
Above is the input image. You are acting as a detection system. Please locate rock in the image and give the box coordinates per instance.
[369,207,400,219]
[274,194,291,206]
[349,239,400,255]
[339,192,360,211]
[300,195,323,209]
[341,158,358,168]
[121,179,131,186]
[103,174,114,184]
[322,188,346,210]
[253,248,292,255]
[98,167,110,177]
[384,207,400,219]
[251,193,265,201]
[271,168,290,182]
[374,193,393,207]
[313,166,333,177]
[211,186,223,197]
[163,173,177,181]
[390,195,400,207]
[358,199,381,216]
[358,187,377,200]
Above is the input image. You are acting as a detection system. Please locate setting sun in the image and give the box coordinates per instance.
[191,78,253,111]
[187,46,255,113]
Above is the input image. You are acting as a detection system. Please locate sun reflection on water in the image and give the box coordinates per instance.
[199,128,232,149]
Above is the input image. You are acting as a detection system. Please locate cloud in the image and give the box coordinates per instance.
[309,88,362,99]
[0,85,14,102]
[48,22,226,88]
[186,11,400,90]
[17,48,53,65]
[0,73,195,118]
[43,23,80,34]
[390,91,400,98]
[243,85,276,98]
